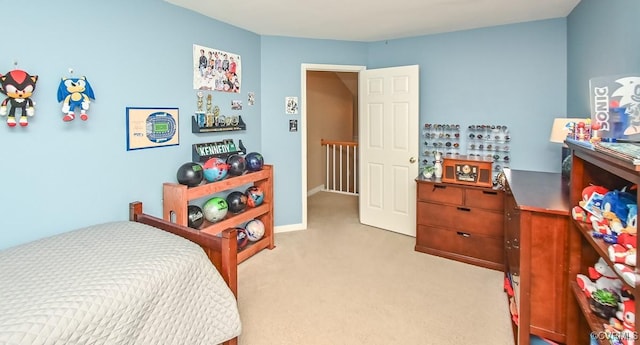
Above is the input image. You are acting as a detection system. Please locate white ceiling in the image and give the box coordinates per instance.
[166,0,581,42]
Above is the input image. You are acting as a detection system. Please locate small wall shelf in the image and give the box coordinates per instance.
[192,114,247,133]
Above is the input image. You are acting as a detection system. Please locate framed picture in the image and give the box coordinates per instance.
[126,107,179,151]
[285,96,298,114]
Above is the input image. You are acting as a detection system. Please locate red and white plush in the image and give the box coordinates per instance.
[608,289,636,345]
[614,263,640,287]
[610,243,637,266]
[579,185,609,209]
[576,257,623,297]
[618,298,636,345]
[572,205,596,223]
[591,211,625,238]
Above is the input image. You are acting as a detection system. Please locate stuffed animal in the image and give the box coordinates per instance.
[0,69,38,127]
[593,211,625,237]
[580,185,609,210]
[602,189,637,228]
[607,203,638,265]
[609,289,636,345]
[57,76,95,121]
[572,206,597,223]
[614,263,639,287]
[576,257,623,298]
[609,243,637,266]
[622,204,638,236]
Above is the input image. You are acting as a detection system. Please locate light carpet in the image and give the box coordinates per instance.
[237,192,515,345]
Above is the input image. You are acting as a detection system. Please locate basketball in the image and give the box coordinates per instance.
[245,219,265,241]
[226,191,248,214]
[226,154,247,176]
[245,152,264,172]
[245,186,265,207]
[187,205,204,229]
[177,162,204,187]
[236,227,249,251]
[202,197,228,223]
[203,157,229,182]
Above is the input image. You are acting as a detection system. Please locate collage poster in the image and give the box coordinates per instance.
[193,44,242,93]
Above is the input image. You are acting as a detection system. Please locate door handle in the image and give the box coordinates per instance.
[409,157,416,163]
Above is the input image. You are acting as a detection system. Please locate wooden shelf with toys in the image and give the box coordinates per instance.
[566,139,639,345]
[163,151,274,264]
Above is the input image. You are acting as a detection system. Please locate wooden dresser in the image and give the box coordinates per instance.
[503,169,571,345]
[415,177,504,270]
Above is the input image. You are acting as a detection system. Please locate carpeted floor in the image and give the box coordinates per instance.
[237,192,515,345]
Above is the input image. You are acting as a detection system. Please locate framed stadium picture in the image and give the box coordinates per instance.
[126,107,180,151]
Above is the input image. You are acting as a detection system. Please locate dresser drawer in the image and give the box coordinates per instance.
[417,202,503,238]
[416,225,503,264]
[464,188,503,211]
[417,183,463,204]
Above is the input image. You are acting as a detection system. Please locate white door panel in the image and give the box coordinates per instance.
[359,65,419,237]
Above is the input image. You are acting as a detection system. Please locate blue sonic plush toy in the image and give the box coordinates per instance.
[57,76,95,121]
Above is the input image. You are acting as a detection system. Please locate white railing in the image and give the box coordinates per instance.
[320,139,358,195]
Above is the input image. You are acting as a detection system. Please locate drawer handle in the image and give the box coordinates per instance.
[456,231,471,238]
[433,185,446,190]
[457,207,471,212]
[482,191,498,195]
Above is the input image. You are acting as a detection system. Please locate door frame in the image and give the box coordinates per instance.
[300,63,366,230]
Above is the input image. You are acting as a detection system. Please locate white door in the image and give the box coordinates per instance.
[359,65,419,237]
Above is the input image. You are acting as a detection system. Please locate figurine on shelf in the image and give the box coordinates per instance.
[434,152,443,179]
[206,94,213,114]
[591,122,602,143]
[196,91,204,112]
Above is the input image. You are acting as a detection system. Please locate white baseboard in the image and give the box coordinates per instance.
[275,223,306,233]
[307,184,325,197]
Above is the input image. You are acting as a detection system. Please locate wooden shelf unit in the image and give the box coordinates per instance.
[565,142,640,345]
[163,164,274,263]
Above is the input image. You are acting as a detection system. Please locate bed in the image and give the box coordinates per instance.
[0,201,241,345]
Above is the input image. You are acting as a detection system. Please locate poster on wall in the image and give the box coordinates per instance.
[193,44,241,93]
[589,74,640,141]
[126,107,179,151]
[285,96,298,114]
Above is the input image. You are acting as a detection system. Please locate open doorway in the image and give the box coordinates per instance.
[300,64,365,230]
[300,64,420,236]
[306,71,358,194]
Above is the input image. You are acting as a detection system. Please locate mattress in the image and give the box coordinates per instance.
[0,221,241,345]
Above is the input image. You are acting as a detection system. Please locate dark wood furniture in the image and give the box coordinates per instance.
[565,142,640,344]
[415,177,504,270]
[129,201,238,345]
[502,169,571,345]
[163,164,274,264]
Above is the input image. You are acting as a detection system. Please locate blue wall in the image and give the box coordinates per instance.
[2,0,632,249]
[567,0,640,116]
[0,0,261,249]
[259,37,368,226]
[368,19,567,173]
